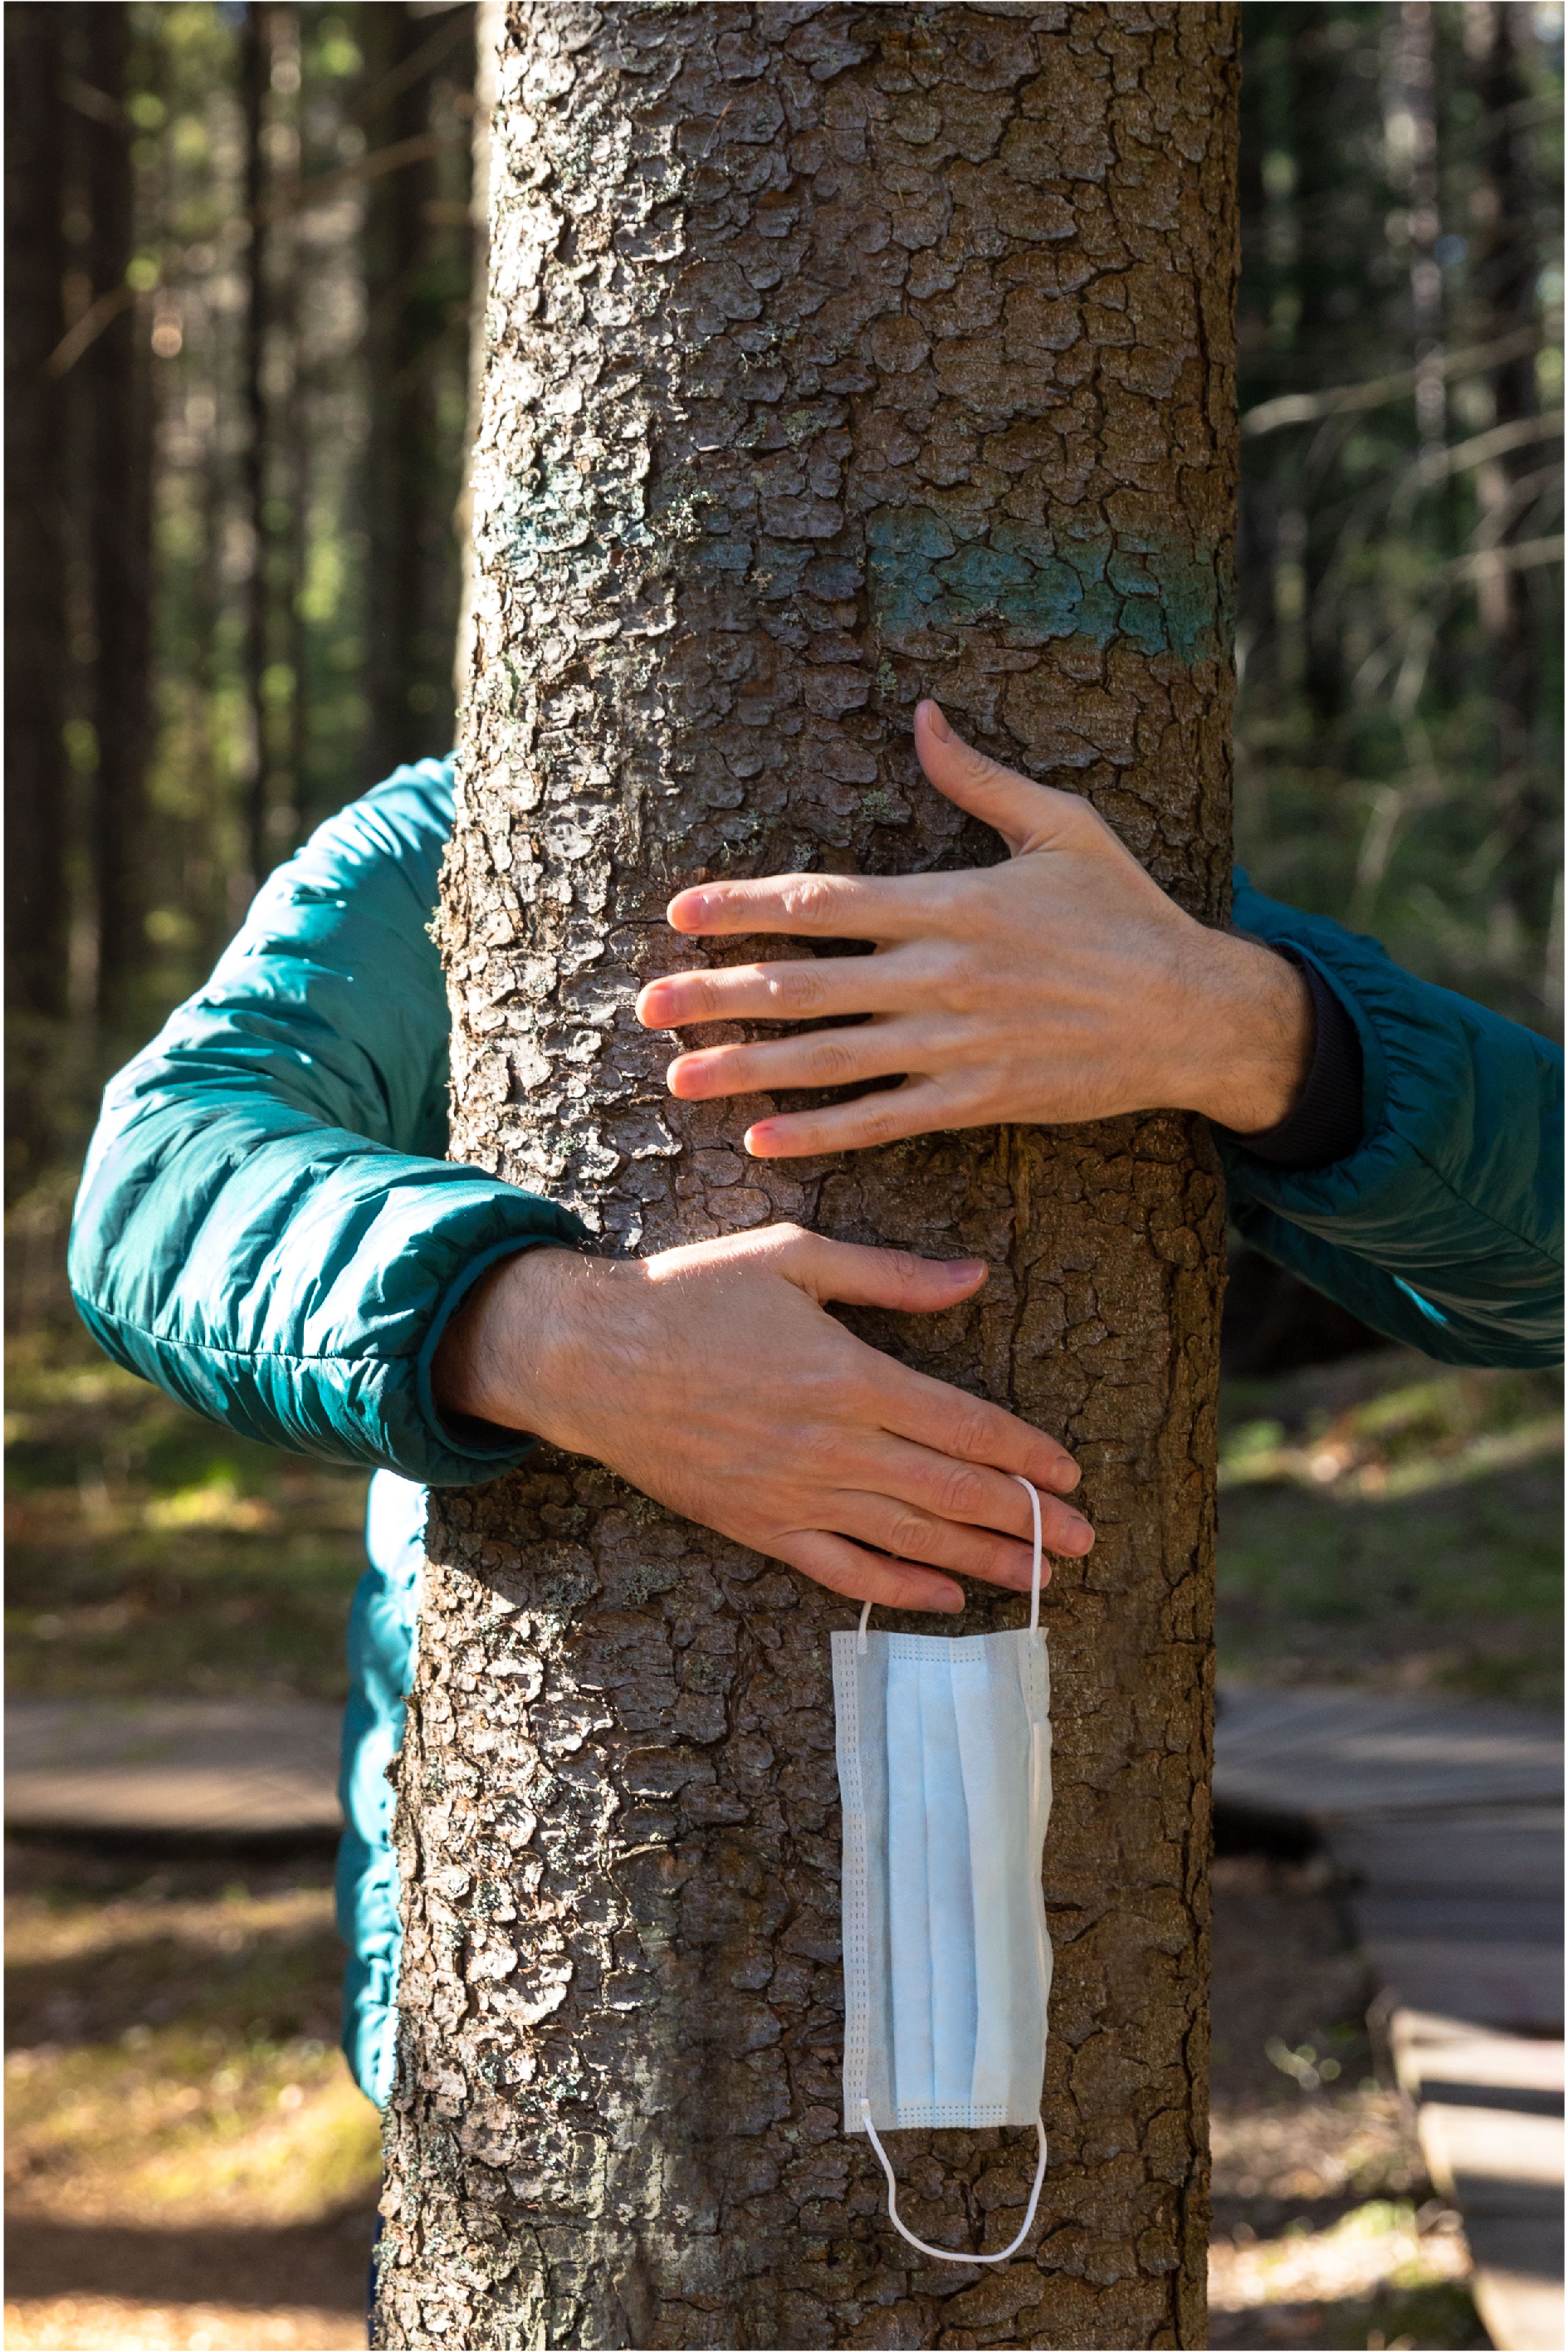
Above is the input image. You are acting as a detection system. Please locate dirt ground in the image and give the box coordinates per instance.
[7,1326,1547,2345]
[5,1839,377,2350]
[1206,1853,1485,2352]
[5,1836,1487,2352]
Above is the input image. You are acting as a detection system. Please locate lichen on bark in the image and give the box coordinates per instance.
[378,7,1238,2347]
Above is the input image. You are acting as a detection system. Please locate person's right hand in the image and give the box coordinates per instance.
[431,1226,1092,1615]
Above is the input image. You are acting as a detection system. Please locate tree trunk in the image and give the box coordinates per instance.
[241,0,271,891]
[80,0,154,1030]
[381,8,1237,2347]
[452,0,506,709]
[1390,0,1444,452]
[4,0,71,1027]
[1287,0,1352,730]
[1476,0,1551,956]
[361,0,455,780]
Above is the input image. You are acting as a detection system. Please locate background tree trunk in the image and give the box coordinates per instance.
[4,1,71,1025]
[241,0,271,892]
[380,7,1238,2347]
[1476,0,1550,947]
[360,0,477,780]
[80,0,154,1029]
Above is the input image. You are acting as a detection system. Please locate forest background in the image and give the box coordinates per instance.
[6,0,1565,1223]
[2,8,1562,2350]
[5,0,1566,1935]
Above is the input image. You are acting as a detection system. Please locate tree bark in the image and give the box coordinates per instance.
[361,0,473,780]
[452,0,506,709]
[4,0,71,1027]
[381,7,1237,2347]
[80,1,154,1029]
[1476,0,1551,956]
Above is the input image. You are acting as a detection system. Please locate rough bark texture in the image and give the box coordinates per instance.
[380,7,1237,2347]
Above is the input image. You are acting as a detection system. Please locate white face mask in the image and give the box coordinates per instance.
[833,1476,1052,2266]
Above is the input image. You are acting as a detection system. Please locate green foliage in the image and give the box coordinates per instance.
[6,1310,367,1704]
[1217,1347,1564,1704]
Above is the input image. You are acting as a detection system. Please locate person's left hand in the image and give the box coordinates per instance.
[635,701,1313,1157]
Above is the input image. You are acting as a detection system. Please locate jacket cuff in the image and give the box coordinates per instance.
[1213,946,1365,1171]
[415,1234,583,1471]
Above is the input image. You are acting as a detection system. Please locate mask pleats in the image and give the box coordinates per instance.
[885,1652,934,2115]
[924,1656,978,2114]
[952,1645,1018,2115]
[839,1625,1052,2140]
[887,1650,978,2121]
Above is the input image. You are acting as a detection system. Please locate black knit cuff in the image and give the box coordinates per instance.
[1213,945,1365,1172]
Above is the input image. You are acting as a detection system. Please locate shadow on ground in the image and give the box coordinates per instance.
[4,2213,373,2313]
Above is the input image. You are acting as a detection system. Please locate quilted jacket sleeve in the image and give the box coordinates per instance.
[1220,873,1564,1369]
[68,758,589,1483]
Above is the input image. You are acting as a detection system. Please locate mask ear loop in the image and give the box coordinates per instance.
[1013,1474,1043,1631]
[860,1477,1042,1652]
[861,2100,1048,2265]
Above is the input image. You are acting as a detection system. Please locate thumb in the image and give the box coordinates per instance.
[914,700,1076,856]
[787,1231,989,1313]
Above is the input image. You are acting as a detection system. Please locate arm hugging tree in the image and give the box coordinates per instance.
[378,7,1239,2347]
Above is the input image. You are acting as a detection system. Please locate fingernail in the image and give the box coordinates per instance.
[945,1256,986,1283]
[669,892,706,929]
[1048,1460,1081,1493]
[743,1124,769,1156]
[921,700,952,742]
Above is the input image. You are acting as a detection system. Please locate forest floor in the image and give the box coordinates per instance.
[1206,1851,1483,2352]
[5,1312,1560,2349]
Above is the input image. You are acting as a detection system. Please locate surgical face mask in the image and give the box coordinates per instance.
[833,1475,1052,2266]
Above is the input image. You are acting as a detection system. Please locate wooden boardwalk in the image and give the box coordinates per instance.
[6,1698,344,1838]
[1217,1682,1565,2352]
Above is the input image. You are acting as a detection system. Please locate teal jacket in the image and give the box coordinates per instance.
[69,757,1564,2098]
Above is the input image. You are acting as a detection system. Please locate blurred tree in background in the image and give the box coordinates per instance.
[5,0,481,1213]
[1236,0,1563,1029]
[3,0,1562,1240]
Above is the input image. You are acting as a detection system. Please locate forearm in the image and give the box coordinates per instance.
[1171,928,1315,1133]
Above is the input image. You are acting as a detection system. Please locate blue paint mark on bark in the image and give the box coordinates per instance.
[867,506,1229,666]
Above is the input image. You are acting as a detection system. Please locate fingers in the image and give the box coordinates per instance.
[666,869,931,945]
[872,1359,1087,1515]
[862,1435,1062,1548]
[637,952,907,1033]
[831,1492,1043,1592]
[745,1077,975,1159]
[780,1230,989,1315]
[914,700,1077,857]
[778,1529,966,1615]
[669,1020,920,1105]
